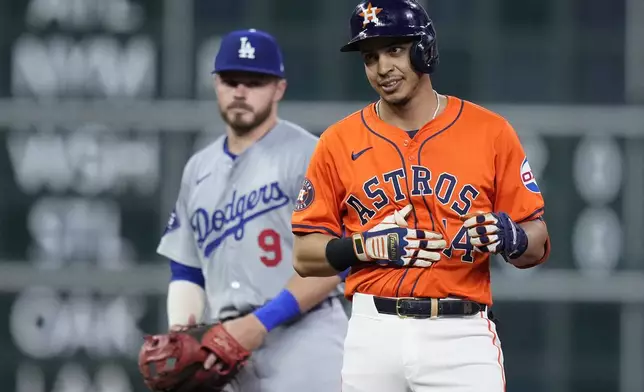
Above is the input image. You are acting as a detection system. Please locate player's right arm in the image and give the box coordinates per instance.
[290,134,345,277]
[292,134,445,277]
[157,158,206,328]
[293,233,338,277]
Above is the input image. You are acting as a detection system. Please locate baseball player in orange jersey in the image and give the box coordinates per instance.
[291,1,551,391]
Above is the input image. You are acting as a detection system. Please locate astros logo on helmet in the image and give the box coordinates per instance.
[340,0,439,74]
[359,3,382,27]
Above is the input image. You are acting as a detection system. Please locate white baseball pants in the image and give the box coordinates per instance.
[341,293,506,392]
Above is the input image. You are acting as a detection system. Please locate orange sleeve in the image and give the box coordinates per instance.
[291,135,345,238]
[493,120,545,223]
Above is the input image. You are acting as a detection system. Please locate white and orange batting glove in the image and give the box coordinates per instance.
[461,211,528,261]
[352,204,446,267]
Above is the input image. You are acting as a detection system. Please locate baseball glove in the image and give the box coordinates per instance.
[138,323,251,392]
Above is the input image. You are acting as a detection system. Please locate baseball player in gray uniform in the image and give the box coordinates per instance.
[156,29,348,391]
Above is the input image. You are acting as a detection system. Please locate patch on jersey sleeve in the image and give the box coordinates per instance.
[520,156,540,193]
[163,208,180,235]
[294,178,315,212]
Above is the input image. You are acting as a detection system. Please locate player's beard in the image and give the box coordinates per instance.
[220,101,272,136]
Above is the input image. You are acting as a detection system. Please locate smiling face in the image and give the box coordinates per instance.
[359,37,422,107]
[213,71,286,136]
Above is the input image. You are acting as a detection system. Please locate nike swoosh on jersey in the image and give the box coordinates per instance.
[351,147,373,161]
[196,172,211,185]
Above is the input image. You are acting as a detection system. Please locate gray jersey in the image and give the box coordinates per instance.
[157,120,323,321]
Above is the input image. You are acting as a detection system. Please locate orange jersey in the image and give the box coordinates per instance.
[291,96,546,305]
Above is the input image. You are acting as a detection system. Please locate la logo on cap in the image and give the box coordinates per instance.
[238,37,255,59]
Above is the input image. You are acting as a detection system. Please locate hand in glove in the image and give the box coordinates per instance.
[461,211,528,260]
[352,204,446,267]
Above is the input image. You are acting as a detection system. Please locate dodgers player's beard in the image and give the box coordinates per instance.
[221,102,273,136]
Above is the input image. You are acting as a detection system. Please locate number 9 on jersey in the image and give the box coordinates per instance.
[258,229,282,267]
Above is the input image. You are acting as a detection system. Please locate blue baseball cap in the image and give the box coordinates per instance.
[212,29,285,78]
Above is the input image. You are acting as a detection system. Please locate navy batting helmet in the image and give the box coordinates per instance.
[340,0,439,74]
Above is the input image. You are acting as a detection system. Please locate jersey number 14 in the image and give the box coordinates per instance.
[442,225,475,263]
[258,229,282,267]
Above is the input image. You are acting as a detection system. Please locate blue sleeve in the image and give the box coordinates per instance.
[170,260,205,288]
[338,268,350,281]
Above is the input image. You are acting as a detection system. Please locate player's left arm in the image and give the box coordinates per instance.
[283,273,343,312]
[248,249,343,337]
[496,120,550,268]
[514,218,549,267]
[221,273,342,351]
[464,120,551,269]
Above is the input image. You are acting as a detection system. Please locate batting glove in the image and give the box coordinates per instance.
[461,211,528,260]
[352,204,446,267]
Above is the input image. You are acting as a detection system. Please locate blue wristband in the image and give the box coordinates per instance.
[252,289,301,332]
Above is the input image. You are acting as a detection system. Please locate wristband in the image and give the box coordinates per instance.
[325,237,360,272]
[252,289,301,332]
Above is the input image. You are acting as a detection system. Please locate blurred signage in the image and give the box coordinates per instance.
[3,0,159,99]
[493,133,629,276]
[1,125,162,266]
[0,0,164,391]
[1,289,156,392]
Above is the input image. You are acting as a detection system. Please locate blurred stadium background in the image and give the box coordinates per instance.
[0,0,643,391]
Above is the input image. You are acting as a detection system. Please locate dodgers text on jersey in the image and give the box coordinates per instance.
[190,182,290,257]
